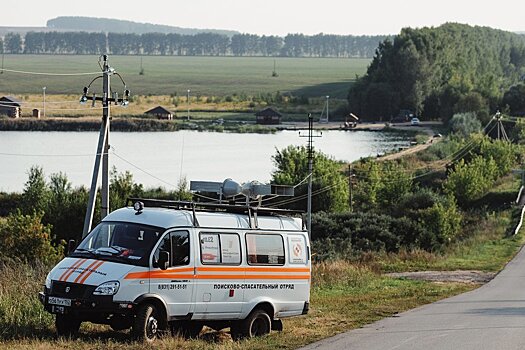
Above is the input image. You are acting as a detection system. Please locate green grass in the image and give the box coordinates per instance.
[375,209,525,273]
[1,206,520,349]
[0,261,471,350]
[0,55,370,98]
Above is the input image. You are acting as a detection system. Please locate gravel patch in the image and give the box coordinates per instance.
[386,270,496,284]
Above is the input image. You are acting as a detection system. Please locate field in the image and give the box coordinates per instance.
[0,55,370,98]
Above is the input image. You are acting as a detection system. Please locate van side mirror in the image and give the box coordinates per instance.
[158,251,170,270]
[67,240,76,256]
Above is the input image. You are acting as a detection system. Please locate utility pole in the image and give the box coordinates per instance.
[81,55,130,238]
[494,111,509,142]
[101,59,110,220]
[42,86,46,118]
[187,89,191,120]
[348,164,354,212]
[299,113,322,239]
[326,95,329,123]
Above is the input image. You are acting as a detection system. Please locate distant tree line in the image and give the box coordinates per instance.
[348,23,525,121]
[46,16,240,36]
[0,31,386,58]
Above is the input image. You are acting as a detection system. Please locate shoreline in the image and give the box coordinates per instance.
[0,117,440,134]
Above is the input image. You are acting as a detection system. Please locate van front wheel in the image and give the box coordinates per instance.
[133,303,164,342]
[233,309,271,339]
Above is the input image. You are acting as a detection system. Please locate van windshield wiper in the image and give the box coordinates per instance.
[74,248,98,258]
[96,246,123,256]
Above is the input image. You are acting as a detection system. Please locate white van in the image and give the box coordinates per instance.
[39,200,311,341]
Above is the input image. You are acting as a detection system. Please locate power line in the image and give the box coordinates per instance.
[0,68,101,76]
[112,151,179,189]
[0,151,103,157]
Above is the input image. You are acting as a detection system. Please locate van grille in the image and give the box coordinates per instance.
[51,281,95,299]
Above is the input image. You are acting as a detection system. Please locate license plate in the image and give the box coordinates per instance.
[51,305,65,314]
[48,297,71,307]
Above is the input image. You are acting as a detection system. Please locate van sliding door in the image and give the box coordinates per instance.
[193,231,244,318]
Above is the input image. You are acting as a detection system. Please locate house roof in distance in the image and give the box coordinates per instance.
[0,96,22,106]
[255,107,282,117]
[145,105,174,115]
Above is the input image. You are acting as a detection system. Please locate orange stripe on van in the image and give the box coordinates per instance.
[73,260,100,283]
[124,267,194,280]
[197,267,310,273]
[196,274,311,280]
[78,261,105,284]
[59,258,87,282]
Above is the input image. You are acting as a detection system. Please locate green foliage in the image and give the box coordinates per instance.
[0,211,63,264]
[449,112,482,137]
[21,166,49,215]
[444,156,499,205]
[271,146,348,212]
[109,167,144,211]
[353,160,412,211]
[502,83,525,115]
[311,188,463,259]
[453,92,490,123]
[349,23,525,120]
[46,173,89,242]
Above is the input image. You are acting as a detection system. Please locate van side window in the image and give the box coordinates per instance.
[153,231,190,267]
[246,234,285,265]
[200,233,241,265]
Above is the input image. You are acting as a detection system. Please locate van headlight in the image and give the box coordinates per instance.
[45,273,52,290]
[93,281,120,296]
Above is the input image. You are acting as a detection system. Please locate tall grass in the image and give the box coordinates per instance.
[0,262,54,339]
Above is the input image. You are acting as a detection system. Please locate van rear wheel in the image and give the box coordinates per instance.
[55,314,81,337]
[232,309,271,339]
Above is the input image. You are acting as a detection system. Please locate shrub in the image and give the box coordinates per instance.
[0,211,63,265]
[449,112,482,137]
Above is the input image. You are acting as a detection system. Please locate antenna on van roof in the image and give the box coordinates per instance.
[190,179,294,205]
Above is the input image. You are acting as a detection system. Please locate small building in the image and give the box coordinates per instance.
[0,96,22,118]
[255,107,282,125]
[32,109,41,118]
[144,106,175,120]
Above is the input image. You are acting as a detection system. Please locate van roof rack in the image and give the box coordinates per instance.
[126,198,303,229]
[126,198,303,216]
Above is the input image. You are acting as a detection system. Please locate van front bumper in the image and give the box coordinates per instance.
[39,284,135,322]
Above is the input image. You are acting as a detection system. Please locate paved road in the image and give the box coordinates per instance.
[300,245,525,350]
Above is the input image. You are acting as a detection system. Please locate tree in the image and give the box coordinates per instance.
[271,146,348,212]
[348,23,525,121]
[21,166,50,215]
[109,168,144,211]
[0,211,63,264]
[449,112,482,137]
[352,160,412,211]
[444,156,498,206]
[502,84,525,115]
[454,91,489,123]
[4,33,22,54]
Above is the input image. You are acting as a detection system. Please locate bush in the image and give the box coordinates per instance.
[449,112,482,137]
[444,156,499,206]
[0,211,63,265]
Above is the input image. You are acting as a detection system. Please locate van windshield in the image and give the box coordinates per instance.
[72,222,164,267]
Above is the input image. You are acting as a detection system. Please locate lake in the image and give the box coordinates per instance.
[0,130,410,192]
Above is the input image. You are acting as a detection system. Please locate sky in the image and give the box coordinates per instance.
[2,0,525,36]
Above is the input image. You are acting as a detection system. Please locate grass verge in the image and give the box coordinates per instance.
[0,261,471,350]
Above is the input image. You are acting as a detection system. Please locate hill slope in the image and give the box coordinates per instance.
[46,16,239,36]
